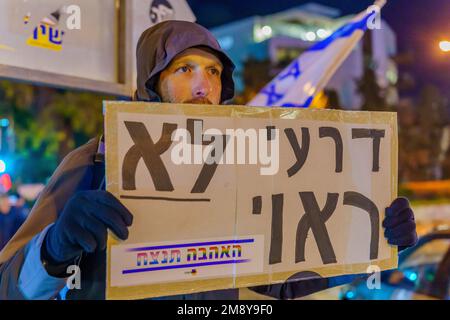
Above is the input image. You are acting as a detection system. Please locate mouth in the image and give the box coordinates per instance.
[184,97,213,105]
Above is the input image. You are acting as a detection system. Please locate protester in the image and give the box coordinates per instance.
[0,194,26,251]
[0,21,418,300]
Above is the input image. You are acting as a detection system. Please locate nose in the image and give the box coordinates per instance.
[192,71,212,98]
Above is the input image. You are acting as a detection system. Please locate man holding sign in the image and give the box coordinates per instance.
[0,21,417,300]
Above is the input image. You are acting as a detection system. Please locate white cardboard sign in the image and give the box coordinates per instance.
[104,102,398,300]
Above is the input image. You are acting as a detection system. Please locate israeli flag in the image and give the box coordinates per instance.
[248,1,386,108]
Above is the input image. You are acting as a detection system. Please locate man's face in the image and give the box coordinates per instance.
[156,47,223,105]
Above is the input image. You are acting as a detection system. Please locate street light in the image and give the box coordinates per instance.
[439,40,450,52]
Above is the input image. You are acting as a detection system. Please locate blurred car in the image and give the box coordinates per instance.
[340,229,450,300]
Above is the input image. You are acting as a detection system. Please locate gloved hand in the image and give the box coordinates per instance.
[42,190,133,265]
[383,197,418,252]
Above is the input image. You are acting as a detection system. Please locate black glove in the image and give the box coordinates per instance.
[42,190,133,266]
[383,197,418,252]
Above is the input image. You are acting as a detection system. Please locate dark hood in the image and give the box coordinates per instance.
[134,20,235,103]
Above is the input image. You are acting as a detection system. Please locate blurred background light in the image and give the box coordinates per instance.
[345,291,355,299]
[306,31,316,41]
[439,40,450,52]
[316,28,330,39]
[0,173,12,192]
[261,25,272,37]
[0,160,6,173]
[405,271,418,282]
[0,118,10,127]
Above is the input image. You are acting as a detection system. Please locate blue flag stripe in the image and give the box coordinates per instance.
[307,11,375,52]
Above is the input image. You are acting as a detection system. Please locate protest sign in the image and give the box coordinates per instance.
[0,0,125,95]
[0,0,195,96]
[104,102,398,300]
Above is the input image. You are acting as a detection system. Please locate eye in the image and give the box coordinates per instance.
[209,68,221,76]
[175,66,190,73]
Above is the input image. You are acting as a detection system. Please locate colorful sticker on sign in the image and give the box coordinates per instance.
[25,10,64,51]
[110,235,265,287]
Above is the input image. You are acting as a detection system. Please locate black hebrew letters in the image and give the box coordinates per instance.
[122,121,177,191]
[352,129,385,172]
[188,119,230,193]
[252,191,381,265]
[285,128,310,177]
[120,119,386,266]
[343,191,380,260]
[319,127,343,172]
[295,192,338,264]
[122,119,229,194]
[269,194,284,264]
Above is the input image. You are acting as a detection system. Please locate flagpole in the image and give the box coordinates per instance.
[300,1,389,106]
[308,33,364,104]
[374,0,387,9]
[248,1,390,107]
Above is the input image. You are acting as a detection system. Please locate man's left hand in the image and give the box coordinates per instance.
[383,197,418,252]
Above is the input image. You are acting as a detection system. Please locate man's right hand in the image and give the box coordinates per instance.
[42,190,133,266]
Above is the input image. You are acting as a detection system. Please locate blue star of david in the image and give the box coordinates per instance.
[281,96,314,109]
[278,60,301,81]
[262,83,284,105]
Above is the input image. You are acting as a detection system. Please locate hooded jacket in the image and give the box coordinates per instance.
[134,20,235,103]
[0,21,331,300]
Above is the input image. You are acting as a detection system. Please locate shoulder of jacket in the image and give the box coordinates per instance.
[60,137,99,168]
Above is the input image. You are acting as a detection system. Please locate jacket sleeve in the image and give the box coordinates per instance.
[0,224,67,300]
[249,274,365,299]
[0,245,28,299]
[0,139,98,300]
[249,278,329,300]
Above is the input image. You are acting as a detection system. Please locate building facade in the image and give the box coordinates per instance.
[212,3,398,110]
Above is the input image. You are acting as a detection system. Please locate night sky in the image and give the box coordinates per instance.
[188,0,450,100]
